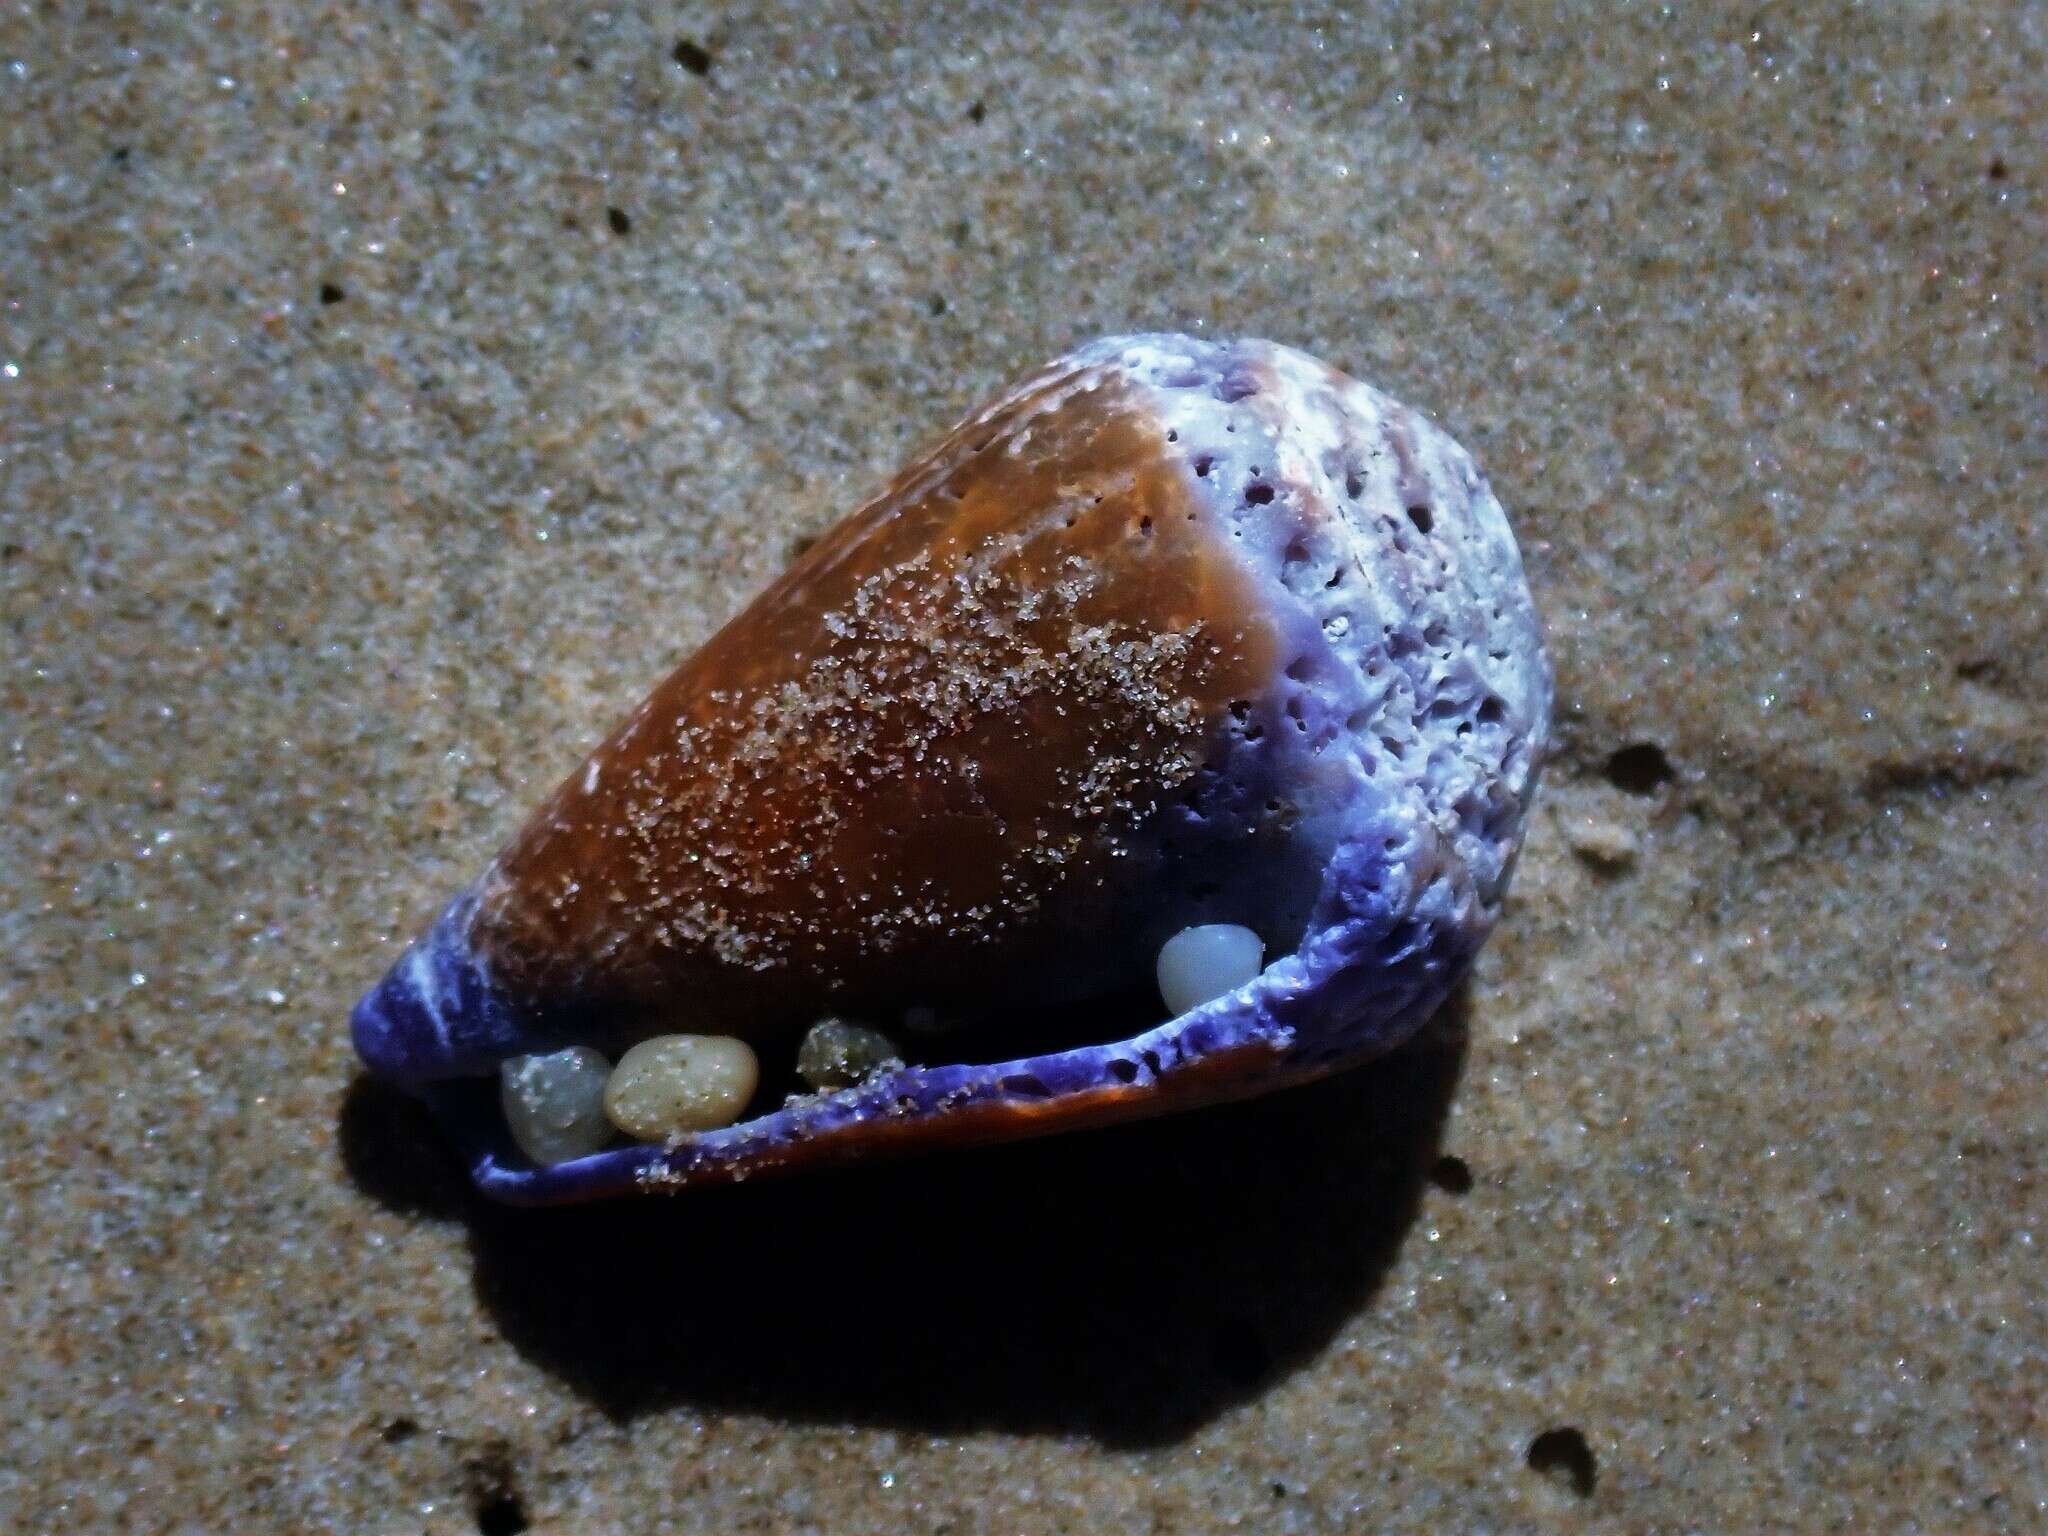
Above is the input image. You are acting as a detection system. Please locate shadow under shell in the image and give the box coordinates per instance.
[339,994,1470,1445]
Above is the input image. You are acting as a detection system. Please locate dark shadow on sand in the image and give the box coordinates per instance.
[340,992,1470,1447]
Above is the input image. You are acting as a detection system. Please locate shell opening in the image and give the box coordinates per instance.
[486,924,1273,1171]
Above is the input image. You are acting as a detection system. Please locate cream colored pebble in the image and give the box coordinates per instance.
[603,1034,760,1141]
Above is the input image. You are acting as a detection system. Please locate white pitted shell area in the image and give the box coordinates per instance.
[1093,334,1553,924]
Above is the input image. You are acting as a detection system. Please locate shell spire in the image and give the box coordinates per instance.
[352,334,1552,1202]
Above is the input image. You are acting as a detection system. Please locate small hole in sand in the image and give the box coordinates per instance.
[1245,482,1275,505]
[1407,504,1434,534]
[476,1493,529,1536]
[1526,1427,1597,1497]
[1606,743,1675,796]
[1430,1154,1474,1193]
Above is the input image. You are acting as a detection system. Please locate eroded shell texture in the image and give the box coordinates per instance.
[351,333,1553,1202]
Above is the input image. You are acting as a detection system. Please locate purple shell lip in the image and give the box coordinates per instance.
[355,808,1474,1206]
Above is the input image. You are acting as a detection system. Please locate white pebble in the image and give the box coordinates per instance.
[1156,924,1265,1016]
[499,1047,613,1167]
[604,1034,760,1141]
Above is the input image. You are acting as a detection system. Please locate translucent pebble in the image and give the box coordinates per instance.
[1156,924,1265,1016]
[795,1018,904,1091]
[603,1034,760,1141]
[499,1047,614,1166]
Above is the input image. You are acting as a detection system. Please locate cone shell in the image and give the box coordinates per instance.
[352,334,1553,1202]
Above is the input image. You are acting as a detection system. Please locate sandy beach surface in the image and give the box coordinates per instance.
[4,3,2043,1530]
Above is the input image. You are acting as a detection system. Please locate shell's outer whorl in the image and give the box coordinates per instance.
[351,333,1553,1200]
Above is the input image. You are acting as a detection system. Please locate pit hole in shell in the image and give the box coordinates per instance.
[1280,538,1314,593]
[1215,371,1260,404]
[1378,919,1423,961]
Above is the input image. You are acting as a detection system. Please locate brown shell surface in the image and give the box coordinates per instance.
[465,365,1281,1044]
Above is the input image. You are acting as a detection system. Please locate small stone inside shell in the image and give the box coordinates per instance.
[603,1034,761,1141]
[795,1018,904,1092]
[499,1046,613,1167]
[1156,924,1265,1016]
